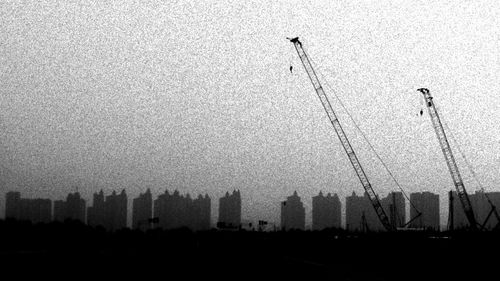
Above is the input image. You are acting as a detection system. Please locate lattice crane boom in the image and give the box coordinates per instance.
[417,88,478,230]
[289,37,394,232]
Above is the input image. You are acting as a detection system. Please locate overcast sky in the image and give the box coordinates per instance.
[1,0,499,227]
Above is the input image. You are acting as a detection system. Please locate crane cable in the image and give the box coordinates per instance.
[300,47,420,215]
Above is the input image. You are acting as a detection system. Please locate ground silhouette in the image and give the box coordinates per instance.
[1,219,499,280]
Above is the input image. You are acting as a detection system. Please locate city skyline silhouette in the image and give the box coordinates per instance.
[1,2,499,233]
[1,2,500,279]
[6,188,500,231]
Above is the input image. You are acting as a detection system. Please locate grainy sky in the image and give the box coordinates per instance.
[1,0,499,227]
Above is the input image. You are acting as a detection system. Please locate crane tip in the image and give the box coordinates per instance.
[417,88,429,94]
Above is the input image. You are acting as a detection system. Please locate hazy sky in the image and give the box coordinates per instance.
[1,0,499,227]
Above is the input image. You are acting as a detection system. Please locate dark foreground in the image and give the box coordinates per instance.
[1,220,499,280]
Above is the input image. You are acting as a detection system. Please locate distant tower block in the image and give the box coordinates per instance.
[87,189,127,231]
[5,191,51,224]
[218,190,241,229]
[346,191,384,232]
[281,191,305,231]
[380,192,406,228]
[153,189,211,231]
[193,194,211,231]
[409,192,440,231]
[5,191,21,220]
[312,191,341,230]
[132,189,153,230]
[87,190,105,227]
[53,192,86,223]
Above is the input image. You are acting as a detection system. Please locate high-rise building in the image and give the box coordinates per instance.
[409,192,439,231]
[312,191,341,230]
[193,194,211,231]
[5,191,51,223]
[153,190,172,229]
[5,191,21,219]
[20,198,52,224]
[154,190,184,229]
[105,190,127,231]
[380,192,406,228]
[218,190,241,229]
[346,191,384,232]
[87,189,127,231]
[153,190,211,231]
[53,192,86,223]
[132,189,153,230]
[87,190,105,227]
[281,191,305,231]
[346,191,363,232]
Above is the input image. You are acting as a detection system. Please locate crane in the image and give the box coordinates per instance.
[289,37,394,232]
[417,88,478,230]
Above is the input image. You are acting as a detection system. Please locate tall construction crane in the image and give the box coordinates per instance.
[417,88,478,230]
[289,37,394,232]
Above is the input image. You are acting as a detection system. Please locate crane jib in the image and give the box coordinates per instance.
[289,37,395,232]
[418,88,478,230]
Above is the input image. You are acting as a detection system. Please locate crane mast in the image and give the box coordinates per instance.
[289,37,394,232]
[417,88,478,230]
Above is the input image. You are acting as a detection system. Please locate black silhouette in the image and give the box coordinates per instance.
[4,189,500,279]
[0,218,499,280]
